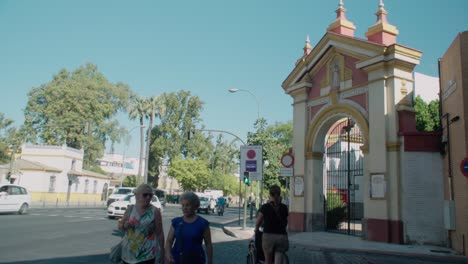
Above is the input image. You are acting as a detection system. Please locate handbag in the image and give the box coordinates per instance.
[109,240,122,263]
[109,205,133,263]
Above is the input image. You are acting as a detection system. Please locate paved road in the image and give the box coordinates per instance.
[0,206,466,264]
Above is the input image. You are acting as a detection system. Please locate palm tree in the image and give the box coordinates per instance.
[144,95,165,185]
[127,96,148,185]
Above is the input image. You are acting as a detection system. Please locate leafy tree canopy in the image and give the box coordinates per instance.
[148,90,209,186]
[0,113,15,163]
[246,119,293,200]
[414,96,440,132]
[22,63,132,167]
[168,157,210,191]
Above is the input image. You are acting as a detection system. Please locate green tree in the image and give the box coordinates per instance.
[210,135,238,175]
[168,157,210,191]
[148,90,207,186]
[0,114,14,163]
[207,171,239,196]
[266,121,293,151]
[122,175,137,187]
[248,119,284,194]
[144,95,165,186]
[414,96,440,132]
[127,96,148,184]
[247,120,293,201]
[22,64,131,168]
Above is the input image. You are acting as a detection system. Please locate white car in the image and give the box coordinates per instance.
[0,184,31,215]
[107,187,136,207]
[107,194,163,219]
[198,195,216,214]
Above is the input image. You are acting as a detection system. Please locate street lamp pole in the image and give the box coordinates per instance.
[120,125,145,188]
[228,88,262,213]
[189,128,247,227]
[228,88,260,120]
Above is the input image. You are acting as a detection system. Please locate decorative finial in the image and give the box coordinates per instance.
[339,0,344,9]
[303,35,312,56]
[379,0,385,11]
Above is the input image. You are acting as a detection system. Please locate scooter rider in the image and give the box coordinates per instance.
[216,197,226,215]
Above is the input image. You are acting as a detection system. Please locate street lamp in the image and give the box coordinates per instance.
[228,88,260,120]
[120,125,145,187]
[228,88,263,214]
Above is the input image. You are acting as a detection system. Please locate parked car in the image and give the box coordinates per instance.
[167,194,180,204]
[198,195,216,214]
[153,189,167,207]
[106,187,136,207]
[107,193,163,219]
[0,184,31,215]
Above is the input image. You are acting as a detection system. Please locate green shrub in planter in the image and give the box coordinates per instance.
[326,192,346,229]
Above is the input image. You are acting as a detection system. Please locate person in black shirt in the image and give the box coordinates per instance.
[254,185,288,264]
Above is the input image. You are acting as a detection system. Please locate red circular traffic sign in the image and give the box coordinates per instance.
[281,153,294,168]
[247,149,256,159]
[460,157,468,178]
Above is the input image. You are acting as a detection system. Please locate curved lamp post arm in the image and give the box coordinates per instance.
[228,88,260,120]
[190,128,246,145]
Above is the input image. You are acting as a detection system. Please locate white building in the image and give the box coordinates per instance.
[97,152,182,193]
[414,72,440,102]
[1,144,111,206]
[97,153,143,187]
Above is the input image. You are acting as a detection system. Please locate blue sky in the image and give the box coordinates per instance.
[1,0,466,157]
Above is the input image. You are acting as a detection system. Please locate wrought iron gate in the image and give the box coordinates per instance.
[324,118,363,236]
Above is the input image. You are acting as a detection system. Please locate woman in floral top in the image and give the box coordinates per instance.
[119,184,165,264]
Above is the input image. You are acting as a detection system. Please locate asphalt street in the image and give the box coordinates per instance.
[0,205,466,264]
[0,205,250,264]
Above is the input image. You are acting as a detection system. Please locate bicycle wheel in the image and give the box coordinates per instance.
[247,241,257,264]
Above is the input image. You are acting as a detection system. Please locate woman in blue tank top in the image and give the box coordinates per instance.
[165,192,213,264]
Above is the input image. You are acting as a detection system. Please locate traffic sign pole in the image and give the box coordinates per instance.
[243,178,248,229]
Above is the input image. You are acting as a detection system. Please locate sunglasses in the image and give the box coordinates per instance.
[142,193,154,198]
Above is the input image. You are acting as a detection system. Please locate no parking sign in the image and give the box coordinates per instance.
[240,145,263,181]
[460,157,468,178]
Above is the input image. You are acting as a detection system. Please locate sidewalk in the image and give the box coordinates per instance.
[222,217,467,261]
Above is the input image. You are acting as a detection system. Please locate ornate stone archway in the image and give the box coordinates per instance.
[281,2,430,243]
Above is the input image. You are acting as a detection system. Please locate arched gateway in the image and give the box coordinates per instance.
[281,2,443,244]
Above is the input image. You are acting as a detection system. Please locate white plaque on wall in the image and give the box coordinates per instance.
[294,176,304,197]
[370,174,386,199]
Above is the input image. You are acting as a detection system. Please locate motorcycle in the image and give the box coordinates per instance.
[215,204,224,216]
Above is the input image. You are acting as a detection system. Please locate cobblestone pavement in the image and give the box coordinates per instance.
[212,239,467,264]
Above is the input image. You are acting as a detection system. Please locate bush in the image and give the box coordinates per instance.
[326,192,346,229]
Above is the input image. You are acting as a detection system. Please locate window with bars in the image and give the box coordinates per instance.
[84,179,89,194]
[93,180,98,194]
[48,176,56,192]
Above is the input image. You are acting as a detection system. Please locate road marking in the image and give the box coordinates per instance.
[68,218,106,222]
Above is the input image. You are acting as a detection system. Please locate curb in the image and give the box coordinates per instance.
[304,245,468,262]
[222,226,255,240]
[221,228,467,262]
[286,239,467,262]
[222,226,239,238]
